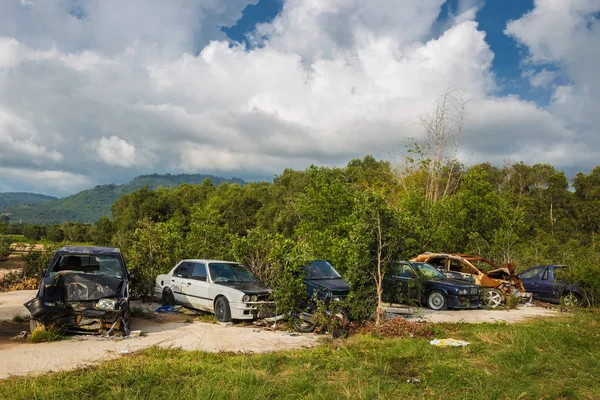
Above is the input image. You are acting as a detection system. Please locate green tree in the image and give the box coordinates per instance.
[126,219,185,299]
[91,217,114,246]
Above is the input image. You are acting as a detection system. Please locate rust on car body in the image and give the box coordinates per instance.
[411,253,532,307]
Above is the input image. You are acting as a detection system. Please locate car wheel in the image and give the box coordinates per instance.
[214,296,232,323]
[292,318,316,333]
[29,318,44,333]
[427,290,447,310]
[330,307,350,338]
[562,292,582,307]
[483,288,505,308]
[162,288,175,306]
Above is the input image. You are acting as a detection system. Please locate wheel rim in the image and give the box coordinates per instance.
[216,300,224,320]
[563,294,579,307]
[484,290,502,307]
[298,320,312,329]
[428,292,445,310]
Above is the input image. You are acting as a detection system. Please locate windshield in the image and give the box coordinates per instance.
[303,260,342,279]
[49,254,125,278]
[209,263,257,282]
[412,262,446,280]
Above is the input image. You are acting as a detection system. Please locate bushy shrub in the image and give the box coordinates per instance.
[125,219,185,300]
[20,243,59,279]
[0,237,11,262]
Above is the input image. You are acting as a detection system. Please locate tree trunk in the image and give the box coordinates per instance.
[375,212,384,327]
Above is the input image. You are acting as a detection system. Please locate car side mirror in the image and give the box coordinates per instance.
[41,269,46,278]
[128,269,137,280]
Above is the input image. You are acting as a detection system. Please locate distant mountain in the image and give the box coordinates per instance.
[0,192,57,208]
[0,173,246,225]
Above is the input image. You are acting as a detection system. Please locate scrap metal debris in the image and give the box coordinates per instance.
[429,338,470,347]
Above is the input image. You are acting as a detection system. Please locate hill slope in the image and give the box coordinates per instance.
[0,192,57,208]
[0,174,245,224]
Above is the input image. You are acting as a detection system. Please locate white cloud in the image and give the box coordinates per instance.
[0,0,598,196]
[0,167,91,195]
[505,0,600,162]
[91,135,154,168]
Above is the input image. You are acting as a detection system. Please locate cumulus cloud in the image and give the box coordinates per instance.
[0,0,598,196]
[91,135,154,168]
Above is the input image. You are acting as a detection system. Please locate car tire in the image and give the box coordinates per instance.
[562,292,582,307]
[330,307,351,338]
[29,318,44,333]
[214,296,232,323]
[427,290,447,310]
[483,288,505,308]
[162,288,176,306]
[292,318,316,333]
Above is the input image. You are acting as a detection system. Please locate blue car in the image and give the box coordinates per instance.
[518,265,583,305]
[383,261,481,310]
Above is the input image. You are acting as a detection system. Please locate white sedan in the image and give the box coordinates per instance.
[154,259,275,322]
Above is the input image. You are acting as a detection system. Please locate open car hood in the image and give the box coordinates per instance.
[41,272,124,301]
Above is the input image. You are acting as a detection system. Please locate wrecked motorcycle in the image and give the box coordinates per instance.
[292,289,350,337]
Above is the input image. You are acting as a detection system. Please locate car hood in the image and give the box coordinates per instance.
[40,271,125,301]
[215,280,272,294]
[304,278,350,295]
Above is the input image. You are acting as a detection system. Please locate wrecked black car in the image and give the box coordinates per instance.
[24,246,133,335]
[302,260,350,300]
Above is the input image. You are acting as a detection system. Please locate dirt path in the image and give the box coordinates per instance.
[0,290,317,379]
[0,254,24,279]
[384,304,559,323]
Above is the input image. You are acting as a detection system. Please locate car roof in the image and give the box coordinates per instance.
[56,246,122,256]
[180,259,240,264]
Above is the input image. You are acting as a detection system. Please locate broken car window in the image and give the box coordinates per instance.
[520,267,543,280]
[303,260,342,279]
[411,262,445,280]
[175,263,192,278]
[49,254,125,278]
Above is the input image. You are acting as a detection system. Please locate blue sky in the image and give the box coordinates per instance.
[0,0,598,196]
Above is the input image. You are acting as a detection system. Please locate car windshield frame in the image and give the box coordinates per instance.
[208,262,257,283]
[303,260,342,280]
[411,262,446,280]
[48,254,126,279]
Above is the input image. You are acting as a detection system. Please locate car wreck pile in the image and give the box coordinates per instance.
[26,246,537,336]
[411,253,533,307]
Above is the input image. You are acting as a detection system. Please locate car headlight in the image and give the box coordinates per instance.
[458,289,468,295]
[251,295,258,302]
[242,294,250,302]
[96,298,117,311]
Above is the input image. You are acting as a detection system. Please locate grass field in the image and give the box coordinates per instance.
[1,311,599,399]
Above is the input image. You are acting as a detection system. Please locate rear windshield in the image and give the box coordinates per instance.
[49,254,125,279]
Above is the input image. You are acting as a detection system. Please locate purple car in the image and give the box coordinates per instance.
[518,265,583,306]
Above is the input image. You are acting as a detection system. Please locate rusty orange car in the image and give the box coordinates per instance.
[411,253,532,307]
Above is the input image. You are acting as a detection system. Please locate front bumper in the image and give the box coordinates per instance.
[26,298,127,333]
[230,301,277,320]
[447,294,481,309]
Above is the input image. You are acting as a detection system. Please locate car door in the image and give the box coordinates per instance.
[519,267,545,300]
[383,262,404,303]
[171,262,193,305]
[184,262,212,311]
[537,267,558,302]
[393,262,420,305]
